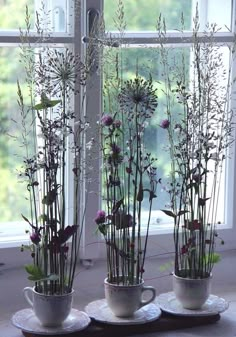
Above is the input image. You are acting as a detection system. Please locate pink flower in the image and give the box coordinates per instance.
[160,119,170,129]
[95,210,106,224]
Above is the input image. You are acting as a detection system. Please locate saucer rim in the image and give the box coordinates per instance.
[11,308,91,335]
[156,292,229,317]
[85,298,161,325]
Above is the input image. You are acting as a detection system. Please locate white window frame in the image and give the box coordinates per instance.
[1,0,236,263]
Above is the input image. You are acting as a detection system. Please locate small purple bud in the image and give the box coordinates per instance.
[160,119,170,129]
[114,120,121,128]
[30,232,41,245]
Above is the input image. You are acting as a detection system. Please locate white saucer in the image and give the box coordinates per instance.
[11,308,91,335]
[85,299,161,325]
[156,292,229,316]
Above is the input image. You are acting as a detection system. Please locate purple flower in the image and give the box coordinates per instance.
[160,119,170,129]
[95,210,106,224]
[101,114,113,126]
[30,232,41,245]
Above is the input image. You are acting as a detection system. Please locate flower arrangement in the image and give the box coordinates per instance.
[16,8,90,295]
[158,10,235,278]
[95,70,159,285]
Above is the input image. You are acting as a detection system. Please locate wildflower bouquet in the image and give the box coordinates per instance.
[17,10,90,295]
[159,12,235,279]
[95,69,159,285]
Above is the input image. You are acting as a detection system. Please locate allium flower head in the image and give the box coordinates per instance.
[118,77,158,114]
[38,49,87,96]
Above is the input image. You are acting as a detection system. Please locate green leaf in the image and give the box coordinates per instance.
[25,265,59,282]
[98,224,107,236]
[47,274,60,281]
[25,264,45,281]
[203,253,221,265]
[38,214,48,222]
[21,214,32,226]
[34,94,61,110]
[161,210,176,218]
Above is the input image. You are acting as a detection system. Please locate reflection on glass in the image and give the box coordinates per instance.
[53,6,66,32]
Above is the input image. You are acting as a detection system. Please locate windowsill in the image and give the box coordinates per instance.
[1,250,236,336]
[0,216,234,249]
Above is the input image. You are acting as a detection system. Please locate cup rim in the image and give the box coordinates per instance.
[32,286,74,297]
[104,277,144,287]
[173,270,212,280]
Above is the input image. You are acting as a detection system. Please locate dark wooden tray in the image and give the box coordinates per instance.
[22,312,220,337]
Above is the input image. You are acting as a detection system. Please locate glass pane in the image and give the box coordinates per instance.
[102,45,227,230]
[0,0,69,33]
[0,45,73,240]
[104,0,232,31]
[0,0,34,30]
[0,47,31,230]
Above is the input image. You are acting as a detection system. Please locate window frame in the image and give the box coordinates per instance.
[1,0,236,262]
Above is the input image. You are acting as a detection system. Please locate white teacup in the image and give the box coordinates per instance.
[104,278,156,317]
[23,286,73,327]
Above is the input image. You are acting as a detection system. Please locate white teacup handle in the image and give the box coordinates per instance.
[140,286,156,307]
[23,287,34,307]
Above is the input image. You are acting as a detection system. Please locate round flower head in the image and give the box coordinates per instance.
[30,232,41,245]
[118,77,158,114]
[160,119,170,129]
[95,210,106,224]
[101,114,113,126]
[38,49,87,96]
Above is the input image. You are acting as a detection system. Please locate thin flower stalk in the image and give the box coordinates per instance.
[95,44,159,285]
[17,7,93,295]
[159,10,235,278]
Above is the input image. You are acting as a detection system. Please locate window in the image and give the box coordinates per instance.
[92,0,236,258]
[1,0,236,260]
[0,0,75,248]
